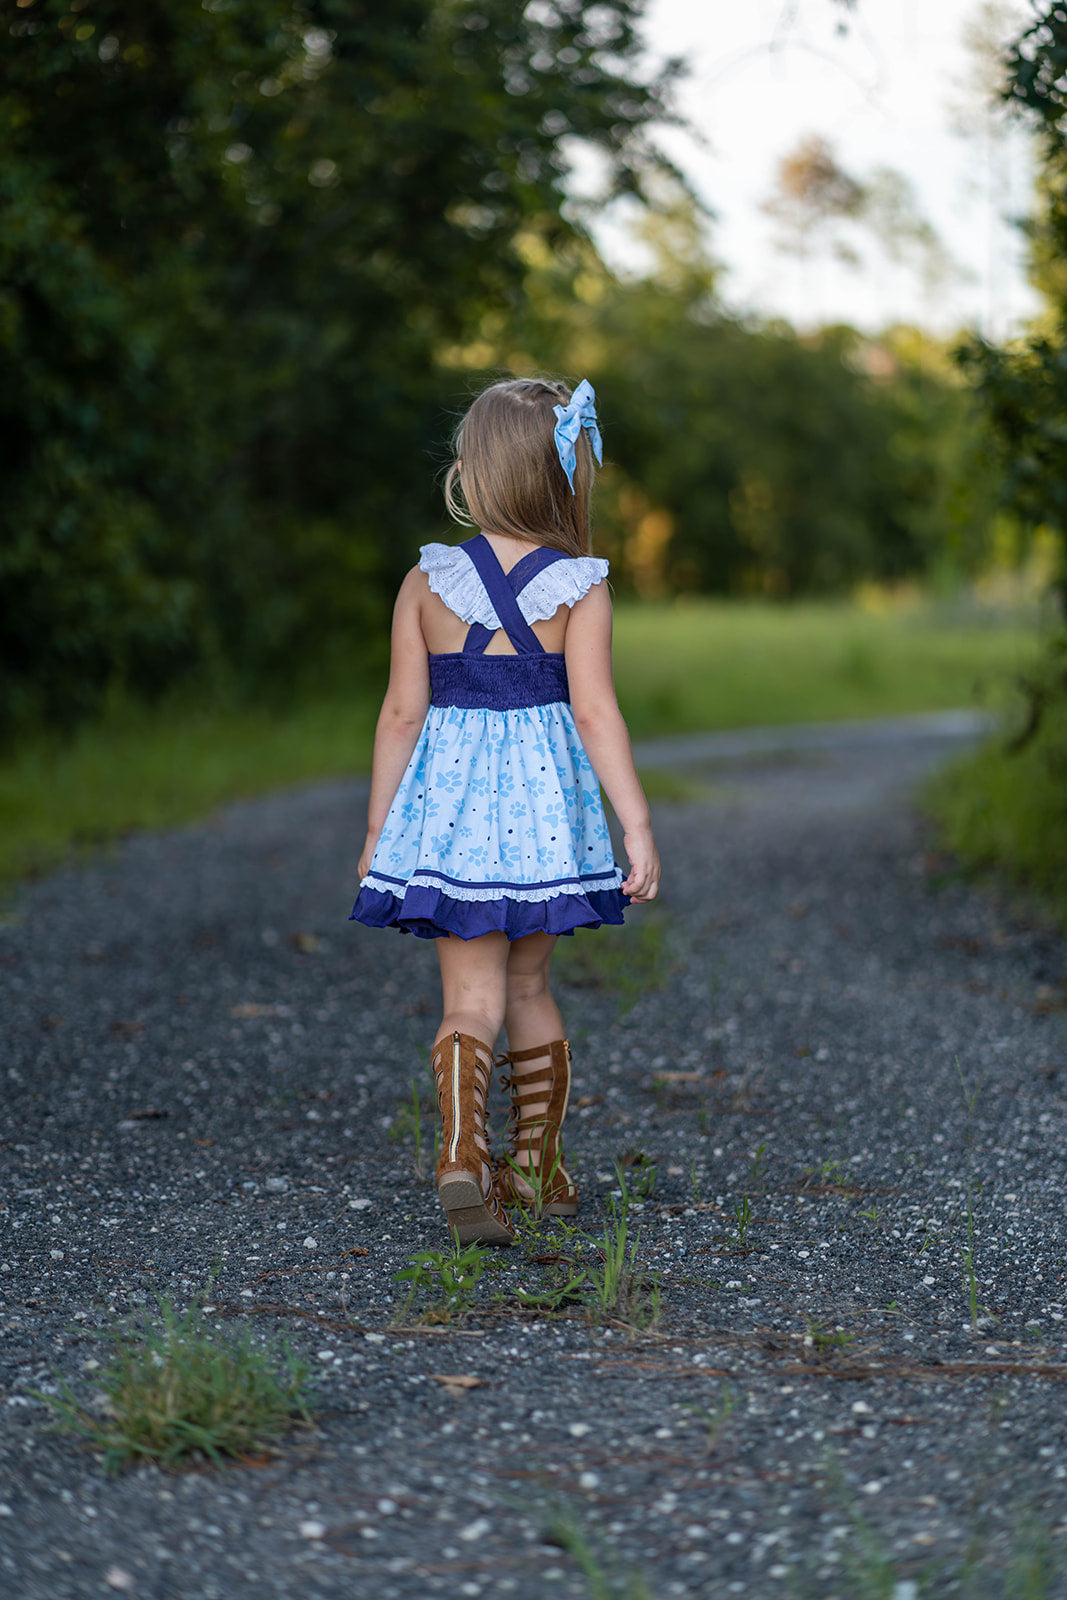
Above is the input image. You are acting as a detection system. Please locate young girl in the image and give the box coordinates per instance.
[350,378,660,1245]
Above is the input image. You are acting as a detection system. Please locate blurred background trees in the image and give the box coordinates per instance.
[0,0,1056,743]
[0,0,675,733]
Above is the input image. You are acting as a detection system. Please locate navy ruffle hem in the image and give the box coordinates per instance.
[349,883,629,941]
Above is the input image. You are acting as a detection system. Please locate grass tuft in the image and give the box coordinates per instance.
[37,1296,314,1473]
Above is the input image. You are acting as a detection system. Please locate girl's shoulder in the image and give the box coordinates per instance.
[418,540,609,627]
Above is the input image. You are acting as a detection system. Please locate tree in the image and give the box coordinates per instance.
[961,2,1067,601]
[0,0,678,733]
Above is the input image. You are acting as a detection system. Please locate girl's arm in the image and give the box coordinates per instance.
[357,569,431,880]
[565,582,660,903]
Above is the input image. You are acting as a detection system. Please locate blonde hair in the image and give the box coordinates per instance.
[444,378,596,557]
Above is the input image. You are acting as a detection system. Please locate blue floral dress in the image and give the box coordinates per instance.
[350,534,629,940]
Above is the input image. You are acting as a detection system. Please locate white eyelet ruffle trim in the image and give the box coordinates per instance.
[419,542,609,629]
[361,869,623,904]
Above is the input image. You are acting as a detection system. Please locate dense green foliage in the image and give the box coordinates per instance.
[0,0,672,735]
[933,5,1067,917]
[962,4,1067,588]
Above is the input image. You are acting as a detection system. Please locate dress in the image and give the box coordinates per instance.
[349,533,629,941]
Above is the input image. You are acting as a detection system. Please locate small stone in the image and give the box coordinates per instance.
[0,1505,12,1516]
[568,1422,591,1437]
[50,1249,64,1260]
[377,1498,398,1515]
[459,1517,491,1541]
[349,1198,372,1210]
[265,1177,289,1192]
[299,1520,326,1540]
[316,1350,335,1362]
[578,1472,600,1490]
[861,1480,883,1494]
[303,1236,318,1249]
[104,1570,135,1592]
[922,1275,936,1286]
[364,1332,385,1344]
[851,1401,872,1415]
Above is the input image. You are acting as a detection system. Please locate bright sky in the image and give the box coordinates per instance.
[593,0,1041,337]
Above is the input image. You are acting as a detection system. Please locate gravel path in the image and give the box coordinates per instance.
[3,711,1067,1599]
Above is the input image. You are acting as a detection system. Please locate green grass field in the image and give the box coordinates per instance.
[0,594,1043,887]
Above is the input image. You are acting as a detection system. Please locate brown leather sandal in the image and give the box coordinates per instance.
[494,1039,579,1216]
[430,1031,514,1246]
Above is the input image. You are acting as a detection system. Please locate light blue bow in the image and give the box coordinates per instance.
[553,379,603,493]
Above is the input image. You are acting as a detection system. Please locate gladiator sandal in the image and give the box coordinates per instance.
[430,1032,514,1247]
[494,1039,579,1217]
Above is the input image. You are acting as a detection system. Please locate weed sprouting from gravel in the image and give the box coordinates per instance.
[613,1152,657,1205]
[393,1234,492,1323]
[732,1194,755,1251]
[804,1319,857,1353]
[37,1296,313,1474]
[684,1380,737,1453]
[389,1076,438,1182]
[587,1212,661,1329]
[544,1506,653,1600]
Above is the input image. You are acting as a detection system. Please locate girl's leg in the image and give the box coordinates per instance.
[497,932,577,1215]
[502,931,561,1051]
[431,932,513,1244]
[434,931,510,1052]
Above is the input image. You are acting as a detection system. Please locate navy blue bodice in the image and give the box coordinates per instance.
[428,535,571,710]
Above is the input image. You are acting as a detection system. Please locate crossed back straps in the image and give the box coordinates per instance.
[460,534,568,657]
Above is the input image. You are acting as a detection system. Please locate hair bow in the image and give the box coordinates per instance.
[552,379,603,493]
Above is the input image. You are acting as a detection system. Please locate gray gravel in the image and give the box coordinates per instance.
[3,711,1067,1599]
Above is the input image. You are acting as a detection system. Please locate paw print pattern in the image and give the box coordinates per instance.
[364,700,622,901]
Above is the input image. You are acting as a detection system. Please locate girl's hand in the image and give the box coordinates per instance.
[357,831,379,881]
[621,825,661,904]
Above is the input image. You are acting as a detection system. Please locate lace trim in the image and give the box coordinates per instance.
[362,868,623,905]
[419,543,609,629]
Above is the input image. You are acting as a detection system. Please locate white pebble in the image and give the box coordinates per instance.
[303,1236,318,1249]
[568,1422,591,1437]
[377,1498,398,1515]
[316,1350,335,1363]
[104,1570,135,1592]
[299,1520,325,1539]
[851,1401,872,1415]
[0,1505,11,1516]
[50,1249,64,1261]
[349,1198,372,1210]
[922,1275,936,1285]
[578,1472,600,1490]
[459,1517,491,1541]
[364,1332,385,1344]
[861,1480,883,1494]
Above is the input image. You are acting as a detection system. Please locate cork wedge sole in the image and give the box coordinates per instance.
[438,1172,515,1246]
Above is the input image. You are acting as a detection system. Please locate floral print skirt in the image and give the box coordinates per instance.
[350,702,628,941]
